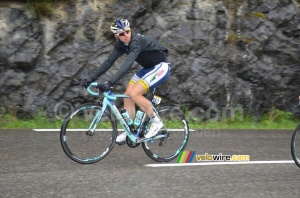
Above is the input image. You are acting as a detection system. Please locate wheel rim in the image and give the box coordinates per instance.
[60,104,116,163]
[142,106,189,162]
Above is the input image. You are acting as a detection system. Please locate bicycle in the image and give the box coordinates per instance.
[60,82,189,164]
[291,97,300,168]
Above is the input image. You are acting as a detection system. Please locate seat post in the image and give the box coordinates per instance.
[148,88,156,101]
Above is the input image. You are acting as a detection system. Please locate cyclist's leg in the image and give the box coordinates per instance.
[128,83,153,116]
[117,72,146,143]
[117,82,136,143]
[129,62,170,115]
[123,82,136,119]
[123,69,146,119]
[129,62,170,138]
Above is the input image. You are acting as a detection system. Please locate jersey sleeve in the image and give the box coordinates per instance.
[90,42,124,81]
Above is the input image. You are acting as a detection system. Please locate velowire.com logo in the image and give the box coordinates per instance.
[177,151,250,163]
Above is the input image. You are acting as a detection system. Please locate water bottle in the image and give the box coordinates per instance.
[134,110,144,126]
[121,109,133,125]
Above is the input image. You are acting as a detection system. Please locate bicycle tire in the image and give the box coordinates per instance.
[60,103,117,164]
[291,124,300,168]
[142,106,189,162]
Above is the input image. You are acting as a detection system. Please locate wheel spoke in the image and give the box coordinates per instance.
[142,106,189,162]
[60,103,117,164]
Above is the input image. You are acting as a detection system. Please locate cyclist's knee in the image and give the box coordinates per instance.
[128,91,140,100]
[124,90,131,95]
[127,83,147,99]
[124,83,135,95]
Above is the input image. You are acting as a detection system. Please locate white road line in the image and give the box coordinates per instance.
[33,129,118,132]
[145,161,295,167]
[33,129,195,132]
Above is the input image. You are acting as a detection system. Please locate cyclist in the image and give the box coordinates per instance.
[81,18,170,143]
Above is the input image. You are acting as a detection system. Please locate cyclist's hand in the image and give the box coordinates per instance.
[80,79,92,88]
[99,81,112,92]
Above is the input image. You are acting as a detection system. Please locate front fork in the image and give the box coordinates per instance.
[87,102,106,134]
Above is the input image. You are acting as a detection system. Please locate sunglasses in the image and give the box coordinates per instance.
[117,29,131,36]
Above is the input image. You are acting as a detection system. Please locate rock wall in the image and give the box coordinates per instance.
[0,0,299,120]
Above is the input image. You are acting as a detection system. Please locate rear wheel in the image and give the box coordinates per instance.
[60,103,117,164]
[291,124,300,168]
[142,106,189,162]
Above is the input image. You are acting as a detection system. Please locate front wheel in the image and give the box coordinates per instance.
[60,103,117,164]
[291,124,300,168]
[142,106,189,162]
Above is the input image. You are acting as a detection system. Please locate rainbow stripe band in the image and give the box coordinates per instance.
[176,151,196,163]
[176,151,183,163]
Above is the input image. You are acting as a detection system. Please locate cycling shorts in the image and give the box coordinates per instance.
[130,62,170,91]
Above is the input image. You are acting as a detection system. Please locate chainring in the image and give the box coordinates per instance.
[126,136,140,148]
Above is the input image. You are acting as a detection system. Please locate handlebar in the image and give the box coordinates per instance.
[86,82,117,100]
[87,82,99,96]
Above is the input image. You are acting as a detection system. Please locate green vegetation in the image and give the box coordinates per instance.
[226,31,253,44]
[23,0,67,18]
[0,114,62,129]
[246,12,267,19]
[0,108,299,129]
[188,108,299,129]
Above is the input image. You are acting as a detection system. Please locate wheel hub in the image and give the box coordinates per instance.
[86,131,93,136]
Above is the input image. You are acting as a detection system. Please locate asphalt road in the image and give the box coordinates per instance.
[0,129,299,198]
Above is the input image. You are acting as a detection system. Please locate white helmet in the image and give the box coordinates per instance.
[110,18,130,34]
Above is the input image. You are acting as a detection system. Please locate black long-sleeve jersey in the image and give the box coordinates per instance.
[91,32,168,85]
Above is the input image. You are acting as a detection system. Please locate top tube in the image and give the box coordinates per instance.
[86,82,156,101]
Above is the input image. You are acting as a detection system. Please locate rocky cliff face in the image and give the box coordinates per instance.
[0,0,299,120]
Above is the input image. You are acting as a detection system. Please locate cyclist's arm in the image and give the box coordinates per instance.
[110,39,141,85]
[90,43,124,81]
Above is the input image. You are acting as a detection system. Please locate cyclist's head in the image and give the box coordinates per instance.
[111,18,131,44]
[110,18,130,34]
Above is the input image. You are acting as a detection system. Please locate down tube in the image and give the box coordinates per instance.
[106,100,137,140]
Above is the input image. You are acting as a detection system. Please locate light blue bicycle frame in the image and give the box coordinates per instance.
[86,83,167,143]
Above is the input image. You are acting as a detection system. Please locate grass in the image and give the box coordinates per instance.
[188,117,299,130]
[0,108,299,130]
[188,108,300,130]
[0,115,62,129]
